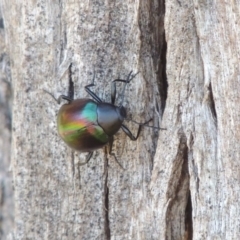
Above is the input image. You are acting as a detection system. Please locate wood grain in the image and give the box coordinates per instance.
[1,0,240,239]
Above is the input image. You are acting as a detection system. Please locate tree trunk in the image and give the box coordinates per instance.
[1,0,240,239]
[0,5,13,240]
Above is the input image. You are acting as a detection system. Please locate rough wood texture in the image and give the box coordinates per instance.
[0,6,14,240]
[1,0,240,239]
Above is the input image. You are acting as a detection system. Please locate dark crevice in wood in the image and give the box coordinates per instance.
[181,137,192,240]
[184,191,193,240]
[0,181,4,206]
[71,151,75,178]
[59,2,67,61]
[159,31,168,112]
[138,0,167,114]
[104,170,110,240]
[0,17,4,29]
[181,136,193,240]
[156,0,168,113]
[0,180,4,237]
[0,54,12,131]
[165,134,192,239]
[208,82,217,120]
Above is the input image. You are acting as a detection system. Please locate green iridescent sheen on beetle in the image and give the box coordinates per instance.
[57,99,109,152]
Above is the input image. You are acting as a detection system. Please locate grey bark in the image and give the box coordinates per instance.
[0,5,13,240]
[1,0,240,239]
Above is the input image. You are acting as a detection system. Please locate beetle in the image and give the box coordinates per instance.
[47,64,152,166]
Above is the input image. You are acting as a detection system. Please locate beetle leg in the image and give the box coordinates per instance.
[111,71,139,105]
[78,152,93,166]
[121,124,142,140]
[111,71,132,104]
[111,79,129,105]
[85,84,102,103]
[43,63,74,104]
[108,137,125,170]
[43,90,72,104]
[121,119,152,140]
[57,95,73,104]
[84,70,103,103]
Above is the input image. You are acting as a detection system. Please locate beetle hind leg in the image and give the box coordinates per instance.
[78,152,93,166]
[108,137,125,170]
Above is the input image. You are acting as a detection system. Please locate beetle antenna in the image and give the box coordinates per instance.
[120,71,139,107]
[126,118,166,130]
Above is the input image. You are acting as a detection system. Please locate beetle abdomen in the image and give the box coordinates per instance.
[57,99,109,152]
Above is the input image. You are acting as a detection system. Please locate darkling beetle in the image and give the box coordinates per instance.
[47,64,154,167]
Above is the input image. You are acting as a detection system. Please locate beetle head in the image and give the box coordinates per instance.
[118,106,127,121]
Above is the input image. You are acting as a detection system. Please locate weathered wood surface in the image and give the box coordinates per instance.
[1,0,240,239]
[0,5,14,240]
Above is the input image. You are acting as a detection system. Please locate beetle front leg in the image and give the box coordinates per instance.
[121,124,142,141]
[111,71,139,105]
[111,79,130,105]
[121,119,152,140]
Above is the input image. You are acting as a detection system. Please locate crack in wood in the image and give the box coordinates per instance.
[208,82,217,120]
[184,191,193,240]
[104,167,110,239]
[165,135,193,239]
[159,31,168,112]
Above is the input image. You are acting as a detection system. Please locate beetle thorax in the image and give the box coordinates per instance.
[97,103,126,136]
